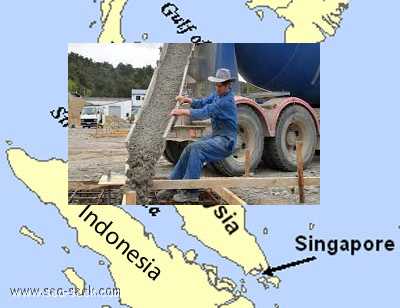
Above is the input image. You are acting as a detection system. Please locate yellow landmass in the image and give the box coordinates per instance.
[203,264,218,286]
[267,276,281,288]
[221,296,255,308]
[246,0,349,42]
[246,0,291,10]
[257,275,281,289]
[7,148,253,308]
[175,205,269,274]
[184,249,197,263]
[216,277,237,292]
[98,0,128,43]
[62,267,85,295]
[277,0,349,42]
[19,225,45,246]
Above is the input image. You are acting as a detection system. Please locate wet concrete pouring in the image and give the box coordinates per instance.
[125,43,193,204]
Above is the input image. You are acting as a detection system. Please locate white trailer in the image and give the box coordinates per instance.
[131,89,146,115]
[102,100,133,121]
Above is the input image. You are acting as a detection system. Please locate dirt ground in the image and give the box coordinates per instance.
[69,128,320,204]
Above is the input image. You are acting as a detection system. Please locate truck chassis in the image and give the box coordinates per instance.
[165,93,320,176]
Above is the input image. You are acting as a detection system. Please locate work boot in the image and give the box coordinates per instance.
[156,190,176,201]
[173,190,200,203]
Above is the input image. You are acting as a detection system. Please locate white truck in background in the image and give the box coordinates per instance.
[80,106,105,128]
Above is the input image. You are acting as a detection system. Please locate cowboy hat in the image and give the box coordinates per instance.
[208,68,236,83]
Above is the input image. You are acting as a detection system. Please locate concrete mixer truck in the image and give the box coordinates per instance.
[164,43,320,176]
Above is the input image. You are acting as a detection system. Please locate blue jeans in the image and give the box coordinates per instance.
[170,136,235,180]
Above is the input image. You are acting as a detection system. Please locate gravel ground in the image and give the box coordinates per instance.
[68,128,128,181]
[230,161,320,204]
[69,128,320,204]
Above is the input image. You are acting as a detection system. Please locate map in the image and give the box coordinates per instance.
[245,0,349,42]
[98,0,350,43]
[99,0,349,43]
[3,1,400,308]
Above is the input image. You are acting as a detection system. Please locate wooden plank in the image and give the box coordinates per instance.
[99,174,125,185]
[213,187,247,205]
[99,174,320,189]
[152,177,320,190]
[296,140,305,203]
[125,191,137,205]
[244,149,251,177]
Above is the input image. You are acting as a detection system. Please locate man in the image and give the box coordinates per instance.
[157,68,238,202]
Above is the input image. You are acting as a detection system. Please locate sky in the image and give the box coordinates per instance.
[68,43,162,67]
[68,43,246,82]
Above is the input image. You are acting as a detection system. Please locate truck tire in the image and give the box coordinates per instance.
[164,141,188,164]
[263,105,317,171]
[213,105,264,176]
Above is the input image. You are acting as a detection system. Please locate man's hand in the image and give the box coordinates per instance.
[176,95,192,105]
[170,108,191,117]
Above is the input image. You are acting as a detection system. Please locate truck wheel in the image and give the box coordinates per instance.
[263,105,317,171]
[164,141,187,164]
[213,105,264,176]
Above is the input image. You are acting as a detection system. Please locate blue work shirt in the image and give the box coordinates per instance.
[190,89,238,144]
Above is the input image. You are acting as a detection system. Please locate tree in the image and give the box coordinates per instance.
[68,53,154,97]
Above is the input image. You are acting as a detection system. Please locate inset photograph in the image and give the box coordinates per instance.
[68,43,320,205]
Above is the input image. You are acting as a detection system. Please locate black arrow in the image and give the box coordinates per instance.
[263,256,317,276]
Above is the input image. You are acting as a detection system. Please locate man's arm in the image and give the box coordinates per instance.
[190,98,226,121]
[191,94,215,109]
[171,94,224,119]
[169,102,219,119]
